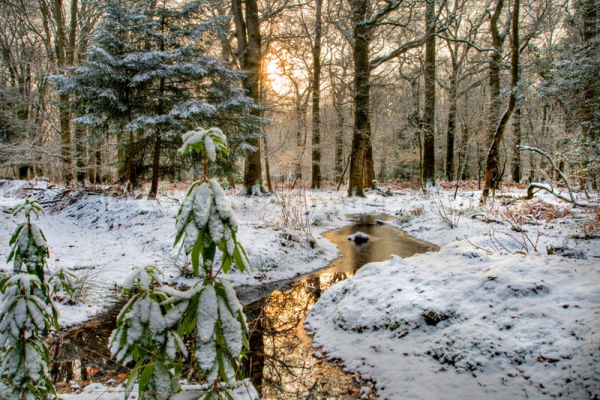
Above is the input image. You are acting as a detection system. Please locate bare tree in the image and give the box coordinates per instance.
[233,0,263,193]
[311,0,323,188]
[422,0,437,187]
[482,0,520,202]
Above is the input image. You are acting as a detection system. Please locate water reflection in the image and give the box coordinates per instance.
[242,220,438,399]
[243,272,359,399]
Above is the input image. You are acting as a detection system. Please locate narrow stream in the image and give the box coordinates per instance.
[50,215,438,398]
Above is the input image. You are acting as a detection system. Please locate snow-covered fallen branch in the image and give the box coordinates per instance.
[517,145,598,207]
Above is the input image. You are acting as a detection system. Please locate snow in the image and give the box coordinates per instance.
[196,285,217,343]
[217,295,242,356]
[1,179,599,399]
[58,381,258,400]
[0,179,339,327]
[347,231,369,243]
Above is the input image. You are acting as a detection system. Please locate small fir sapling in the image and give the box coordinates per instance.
[110,127,253,399]
[108,265,188,400]
[174,127,251,395]
[0,200,58,400]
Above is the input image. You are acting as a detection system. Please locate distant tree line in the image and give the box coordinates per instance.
[0,0,598,197]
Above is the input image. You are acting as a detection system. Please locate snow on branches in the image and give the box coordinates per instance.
[111,127,253,399]
[1,200,58,400]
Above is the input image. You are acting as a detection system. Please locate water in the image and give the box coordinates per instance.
[241,216,438,398]
[50,215,438,398]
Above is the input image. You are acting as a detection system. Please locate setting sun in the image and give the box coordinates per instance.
[263,53,290,95]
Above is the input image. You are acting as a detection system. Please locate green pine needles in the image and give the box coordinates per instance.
[110,128,254,400]
[1,199,58,400]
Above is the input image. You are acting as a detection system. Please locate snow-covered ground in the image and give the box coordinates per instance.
[1,178,599,399]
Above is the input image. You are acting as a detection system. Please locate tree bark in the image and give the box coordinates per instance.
[487,0,510,189]
[511,105,522,182]
[311,0,322,189]
[446,57,458,181]
[580,0,598,145]
[348,0,371,196]
[334,90,345,183]
[52,0,74,182]
[149,132,161,198]
[482,0,519,202]
[233,0,263,193]
[422,0,436,187]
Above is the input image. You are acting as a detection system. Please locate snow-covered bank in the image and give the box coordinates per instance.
[0,179,338,327]
[304,187,600,399]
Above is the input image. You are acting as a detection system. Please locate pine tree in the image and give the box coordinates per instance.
[111,127,253,399]
[52,0,261,193]
[0,200,58,400]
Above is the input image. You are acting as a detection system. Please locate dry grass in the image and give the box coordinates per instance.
[516,199,570,223]
[410,207,424,217]
[584,207,600,234]
[271,186,314,241]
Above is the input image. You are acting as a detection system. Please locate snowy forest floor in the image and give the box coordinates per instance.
[0,178,599,399]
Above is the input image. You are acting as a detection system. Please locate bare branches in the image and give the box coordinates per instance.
[517,145,599,207]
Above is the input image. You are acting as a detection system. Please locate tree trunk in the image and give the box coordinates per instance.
[334,91,345,183]
[422,0,436,187]
[126,130,135,190]
[581,0,598,143]
[458,120,470,180]
[482,0,519,202]
[487,0,508,189]
[233,0,263,193]
[311,0,322,189]
[74,124,86,182]
[511,105,522,182]
[149,133,161,198]
[348,0,371,197]
[446,58,458,181]
[52,0,74,183]
[263,135,273,192]
[94,143,102,184]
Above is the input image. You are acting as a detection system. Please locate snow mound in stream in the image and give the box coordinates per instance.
[305,241,600,399]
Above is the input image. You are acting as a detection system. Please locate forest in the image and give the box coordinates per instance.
[0,0,599,399]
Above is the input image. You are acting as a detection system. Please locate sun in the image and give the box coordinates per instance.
[263,54,289,96]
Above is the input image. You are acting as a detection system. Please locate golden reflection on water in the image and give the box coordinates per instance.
[246,221,437,399]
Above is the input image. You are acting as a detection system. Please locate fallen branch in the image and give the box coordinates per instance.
[518,145,598,207]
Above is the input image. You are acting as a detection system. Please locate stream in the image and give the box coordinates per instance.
[50,215,438,398]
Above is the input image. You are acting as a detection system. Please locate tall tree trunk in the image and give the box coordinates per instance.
[334,91,345,183]
[458,121,470,180]
[149,133,161,198]
[446,57,458,181]
[348,0,371,196]
[482,0,519,202]
[511,105,522,182]
[74,124,86,182]
[52,0,73,182]
[233,0,263,193]
[422,0,436,187]
[263,135,273,192]
[363,140,375,187]
[94,142,102,184]
[294,102,305,183]
[581,0,598,143]
[487,0,509,189]
[311,0,322,189]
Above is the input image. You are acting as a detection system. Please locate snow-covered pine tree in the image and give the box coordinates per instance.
[174,127,252,396]
[108,265,188,400]
[52,0,262,195]
[0,200,58,400]
[111,127,254,399]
